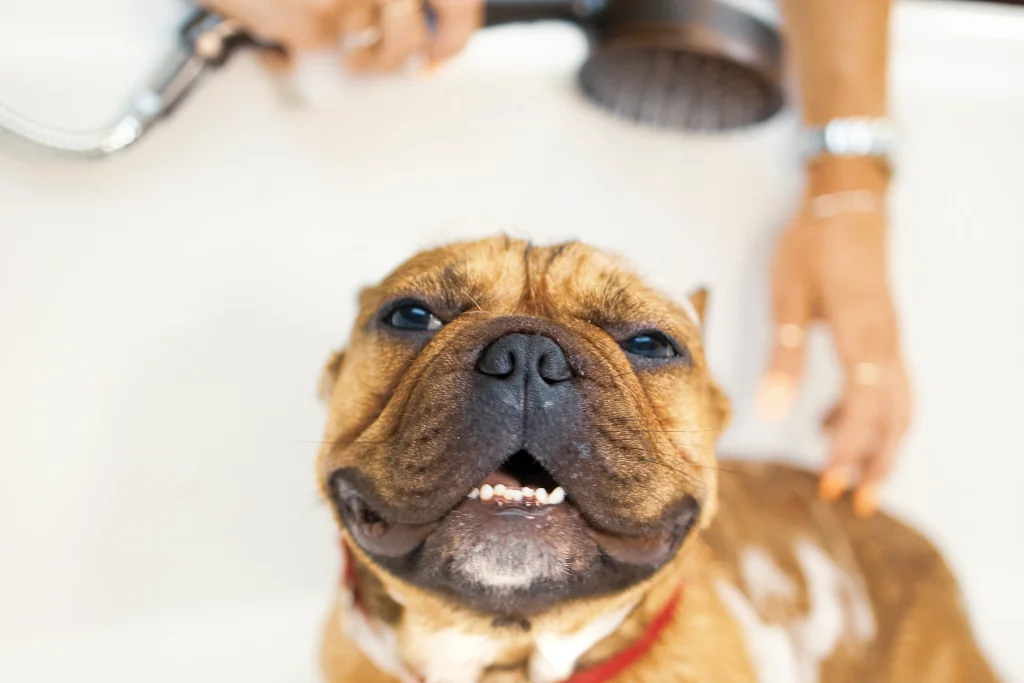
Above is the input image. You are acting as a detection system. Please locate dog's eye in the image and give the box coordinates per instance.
[387,303,443,332]
[622,331,677,359]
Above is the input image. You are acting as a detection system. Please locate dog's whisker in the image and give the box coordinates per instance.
[462,289,487,314]
[598,437,741,479]
[601,365,643,382]
[590,424,719,434]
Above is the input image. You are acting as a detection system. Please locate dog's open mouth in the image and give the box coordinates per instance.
[334,450,573,559]
[469,450,567,508]
[332,445,701,612]
[334,447,697,570]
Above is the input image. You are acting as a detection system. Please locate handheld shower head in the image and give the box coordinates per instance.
[0,0,779,160]
[0,11,282,159]
[483,0,784,132]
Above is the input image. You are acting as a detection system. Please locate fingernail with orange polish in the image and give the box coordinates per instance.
[819,468,849,501]
[853,485,879,517]
[422,57,445,74]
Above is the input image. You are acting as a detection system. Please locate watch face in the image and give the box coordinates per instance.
[804,118,895,167]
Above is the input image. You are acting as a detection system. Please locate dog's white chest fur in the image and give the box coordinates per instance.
[716,539,876,683]
[343,539,875,683]
[345,599,635,683]
[529,601,637,683]
[402,623,505,683]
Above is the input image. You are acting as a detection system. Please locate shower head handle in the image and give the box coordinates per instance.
[482,0,606,27]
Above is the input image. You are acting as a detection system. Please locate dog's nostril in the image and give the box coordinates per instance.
[538,346,572,384]
[477,338,517,377]
[477,333,572,383]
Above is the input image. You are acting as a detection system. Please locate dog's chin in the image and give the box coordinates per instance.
[333,452,700,616]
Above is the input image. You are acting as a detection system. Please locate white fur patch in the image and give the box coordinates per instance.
[794,540,876,647]
[790,539,876,680]
[529,600,638,683]
[456,537,564,590]
[716,579,801,683]
[717,540,876,683]
[741,546,798,608]
[342,604,419,683]
[459,553,544,589]
[403,623,505,683]
[341,587,638,683]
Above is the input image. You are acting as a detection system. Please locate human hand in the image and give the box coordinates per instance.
[202,0,344,50]
[338,0,482,73]
[201,0,482,71]
[757,158,913,516]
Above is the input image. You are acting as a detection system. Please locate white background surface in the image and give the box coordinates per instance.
[1,0,1022,680]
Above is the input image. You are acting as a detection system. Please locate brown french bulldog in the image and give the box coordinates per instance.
[315,237,998,683]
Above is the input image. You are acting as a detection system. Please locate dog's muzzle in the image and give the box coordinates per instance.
[326,316,702,614]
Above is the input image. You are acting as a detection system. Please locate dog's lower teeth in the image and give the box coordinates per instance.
[471,484,566,506]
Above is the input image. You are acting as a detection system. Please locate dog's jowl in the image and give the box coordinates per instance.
[315,237,997,683]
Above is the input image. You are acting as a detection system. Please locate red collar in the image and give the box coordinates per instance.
[340,539,683,683]
[562,583,683,683]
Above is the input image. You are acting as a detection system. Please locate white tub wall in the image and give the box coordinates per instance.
[1,0,1023,680]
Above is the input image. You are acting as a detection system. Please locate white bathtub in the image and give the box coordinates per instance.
[1,0,1022,680]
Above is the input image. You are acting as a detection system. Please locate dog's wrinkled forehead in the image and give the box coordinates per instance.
[354,238,700,335]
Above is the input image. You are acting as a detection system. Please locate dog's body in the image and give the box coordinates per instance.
[316,238,996,683]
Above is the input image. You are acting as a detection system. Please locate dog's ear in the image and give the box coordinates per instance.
[707,377,732,433]
[688,287,710,326]
[318,349,346,405]
[686,287,731,430]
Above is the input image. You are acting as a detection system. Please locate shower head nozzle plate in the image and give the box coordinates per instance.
[578,47,784,133]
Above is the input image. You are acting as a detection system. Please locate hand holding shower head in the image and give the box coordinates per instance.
[0,0,781,160]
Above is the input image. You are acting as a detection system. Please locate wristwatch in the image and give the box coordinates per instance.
[802,117,896,171]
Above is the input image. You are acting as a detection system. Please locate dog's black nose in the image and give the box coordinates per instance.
[477,334,572,384]
[471,329,583,476]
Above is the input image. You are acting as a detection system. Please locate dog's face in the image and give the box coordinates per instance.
[318,238,730,616]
